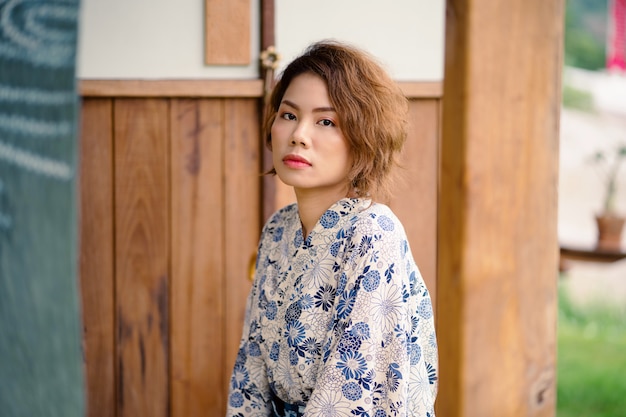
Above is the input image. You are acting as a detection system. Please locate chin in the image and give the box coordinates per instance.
[274,172,300,188]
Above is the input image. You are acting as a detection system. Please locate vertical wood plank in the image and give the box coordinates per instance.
[438,1,563,415]
[79,98,116,417]
[170,99,225,417]
[391,99,440,307]
[223,98,260,394]
[261,0,275,49]
[205,0,251,65]
[114,99,170,417]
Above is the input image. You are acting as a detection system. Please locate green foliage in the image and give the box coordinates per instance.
[557,283,626,417]
[564,31,606,69]
[561,83,594,111]
[564,0,608,70]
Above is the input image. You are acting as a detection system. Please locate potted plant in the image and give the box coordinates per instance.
[590,143,626,252]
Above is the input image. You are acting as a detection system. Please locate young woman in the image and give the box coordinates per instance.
[227,41,438,417]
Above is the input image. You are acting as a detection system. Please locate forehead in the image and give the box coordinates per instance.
[281,73,331,104]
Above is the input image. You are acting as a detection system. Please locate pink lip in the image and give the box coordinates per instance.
[282,154,311,168]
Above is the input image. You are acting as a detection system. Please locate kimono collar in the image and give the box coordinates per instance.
[297,198,372,246]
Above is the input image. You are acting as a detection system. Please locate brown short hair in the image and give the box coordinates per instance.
[264,40,408,201]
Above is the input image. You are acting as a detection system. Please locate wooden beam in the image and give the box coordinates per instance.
[437,1,563,416]
[399,81,443,98]
[79,80,264,98]
[78,80,443,99]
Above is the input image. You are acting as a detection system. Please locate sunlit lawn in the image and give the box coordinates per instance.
[557,282,626,417]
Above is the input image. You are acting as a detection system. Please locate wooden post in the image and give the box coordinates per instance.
[260,0,279,223]
[437,1,563,416]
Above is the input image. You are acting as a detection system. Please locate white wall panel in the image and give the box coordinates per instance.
[77,0,260,79]
[77,0,444,80]
[275,0,445,81]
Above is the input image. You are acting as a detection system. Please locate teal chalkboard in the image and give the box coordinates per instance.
[0,1,85,416]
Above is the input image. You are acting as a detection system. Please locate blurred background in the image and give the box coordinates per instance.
[557,0,626,416]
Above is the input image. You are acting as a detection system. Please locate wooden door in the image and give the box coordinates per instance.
[80,96,259,417]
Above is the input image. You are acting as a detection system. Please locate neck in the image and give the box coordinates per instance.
[295,186,350,239]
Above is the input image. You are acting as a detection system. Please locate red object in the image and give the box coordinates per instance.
[607,0,626,72]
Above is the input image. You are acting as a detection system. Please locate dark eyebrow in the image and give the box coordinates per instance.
[281,99,336,113]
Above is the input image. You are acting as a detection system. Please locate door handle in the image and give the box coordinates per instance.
[248,253,256,282]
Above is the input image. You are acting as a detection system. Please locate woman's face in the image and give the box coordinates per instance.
[271,73,352,199]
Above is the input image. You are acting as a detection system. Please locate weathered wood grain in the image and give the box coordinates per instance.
[114,99,170,417]
[437,1,563,415]
[170,98,226,416]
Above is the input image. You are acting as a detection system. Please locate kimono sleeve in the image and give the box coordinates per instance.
[225,235,272,417]
[304,212,437,417]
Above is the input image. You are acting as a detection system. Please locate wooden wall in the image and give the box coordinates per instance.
[78,81,441,417]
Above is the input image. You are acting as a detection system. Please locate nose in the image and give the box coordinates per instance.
[290,137,308,147]
[290,123,310,147]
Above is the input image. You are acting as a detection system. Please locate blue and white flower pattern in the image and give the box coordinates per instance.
[226,198,438,416]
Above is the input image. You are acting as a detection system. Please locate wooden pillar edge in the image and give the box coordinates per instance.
[437,1,564,415]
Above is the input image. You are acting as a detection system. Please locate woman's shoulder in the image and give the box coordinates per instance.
[341,202,410,254]
[264,202,299,227]
[257,203,299,247]
[345,202,417,272]
[352,202,406,236]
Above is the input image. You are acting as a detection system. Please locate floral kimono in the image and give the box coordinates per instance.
[227,198,438,417]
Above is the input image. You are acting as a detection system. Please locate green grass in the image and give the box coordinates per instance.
[557,283,626,417]
[561,84,595,112]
